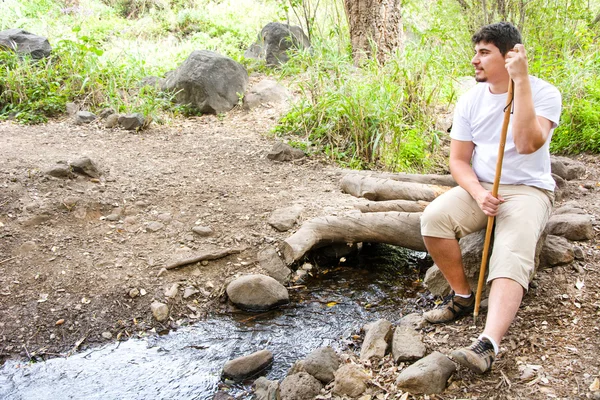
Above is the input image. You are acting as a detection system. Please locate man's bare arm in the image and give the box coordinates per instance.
[450,139,504,216]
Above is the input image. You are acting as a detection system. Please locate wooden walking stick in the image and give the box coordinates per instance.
[473,79,514,323]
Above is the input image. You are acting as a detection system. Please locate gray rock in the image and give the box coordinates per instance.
[162,50,248,114]
[98,108,116,119]
[254,22,311,66]
[303,346,340,383]
[553,204,587,215]
[118,113,145,130]
[398,313,426,330]
[268,205,303,232]
[222,349,273,381]
[551,156,586,180]
[258,246,291,284]
[332,364,370,397]
[69,156,101,178]
[74,111,96,125]
[105,113,119,128]
[541,235,574,267]
[267,142,305,162]
[45,164,74,179]
[573,246,585,260]
[395,351,456,394]
[106,214,119,221]
[253,376,280,400]
[151,302,169,321]
[547,214,594,241]
[101,331,112,339]
[360,319,392,361]
[552,173,566,201]
[244,79,291,110]
[280,372,322,400]
[192,225,213,237]
[392,326,426,362]
[66,102,78,116]
[0,28,51,59]
[226,274,289,311]
[147,221,165,232]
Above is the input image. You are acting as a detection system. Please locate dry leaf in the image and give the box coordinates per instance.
[590,377,600,391]
[576,279,585,290]
[399,393,409,400]
[326,301,338,307]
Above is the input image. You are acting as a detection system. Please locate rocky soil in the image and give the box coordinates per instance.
[0,104,598,399]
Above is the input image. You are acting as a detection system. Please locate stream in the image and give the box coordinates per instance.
[0,244,432,400]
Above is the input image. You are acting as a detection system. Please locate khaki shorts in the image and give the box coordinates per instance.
[420,183,553,290]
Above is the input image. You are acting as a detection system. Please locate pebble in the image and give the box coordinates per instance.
[102,331,112,339]
[55,319,65,326]
[129,288,140,298]
[106,214,120,221]
[147,222,164,232]
[183,287,199,299]
[151,302,169,322]
[192,226,213,237]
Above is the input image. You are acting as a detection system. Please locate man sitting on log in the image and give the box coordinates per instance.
[419,22,561,373]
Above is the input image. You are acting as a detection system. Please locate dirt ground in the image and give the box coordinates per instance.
[0,103,598,399]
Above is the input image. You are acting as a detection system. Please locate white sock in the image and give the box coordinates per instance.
[478,333,499,355]
[454,292,472,299]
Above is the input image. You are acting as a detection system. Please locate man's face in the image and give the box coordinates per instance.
[471,41,507,84]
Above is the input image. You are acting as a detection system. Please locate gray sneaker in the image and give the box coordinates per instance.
[451,338,496,374]
[423,291,475,324]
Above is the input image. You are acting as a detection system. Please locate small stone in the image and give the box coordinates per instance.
[66,102,78,115]
[99,108,115,119]
[75,111,96,125]
[45,164,73,179]
[129,288,140,298]
[101,331,112,339]
[106,214,120,222]
[118,113,145,130]
[151,302,169,322]
[147,222,164,232]
[55,319,65,326]
[105,113,119,128]
[192,226,213,237]
[165,283,179,298]
[183,287,199,299]
[140,288,147,296]
[573,246,585,260]
[201,260,209,266]
[69,156,101,178]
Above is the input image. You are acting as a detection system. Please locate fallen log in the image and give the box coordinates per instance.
[356,199,429,213]
[341,170,457,187]
[281,212,425,265]
[341,175,450,202]
[166,247,246,270]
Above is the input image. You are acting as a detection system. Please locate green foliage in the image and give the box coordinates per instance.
[273,41,443,172]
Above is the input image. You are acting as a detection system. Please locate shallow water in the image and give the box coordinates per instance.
[0,245,431,400]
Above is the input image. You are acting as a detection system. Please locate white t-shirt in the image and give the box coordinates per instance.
[450,76,562,191]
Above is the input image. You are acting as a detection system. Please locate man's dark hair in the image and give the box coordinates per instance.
[472,22,522,56]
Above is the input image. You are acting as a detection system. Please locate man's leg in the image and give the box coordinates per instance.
[482,277,524,345]
[422,236,470,295]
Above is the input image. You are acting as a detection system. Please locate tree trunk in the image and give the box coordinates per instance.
[281,211,424,264]
[341,174,450,201]
[343,0,403,65]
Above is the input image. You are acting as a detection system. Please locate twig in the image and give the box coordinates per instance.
[0,256,17,265]
[165,247,246,270]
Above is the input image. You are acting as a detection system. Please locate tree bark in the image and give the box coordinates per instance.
[281,212,424,264]
[343,0,403,65]
[341,174,450,201]
[355,199,429,213]
[341,170,457,187]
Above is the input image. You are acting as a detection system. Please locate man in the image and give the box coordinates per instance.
[420,22,561,374]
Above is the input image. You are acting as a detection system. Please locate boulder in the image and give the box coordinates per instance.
[303,346,340,383]
[551,156,586,180]
[392,326,426,362]
[69,156,100,178]
[0,29,51,59]
[244,79,291,110]
[267,142,305,162]
[332,364,370,397]
[267,205,304,232]
[546,214,594,241]
[222,349,273,381]
[395,351,456,394]
[226,274,289,311]
[359,319,392,361]
[163,50,248,114]
[253,376,280,400]
[280,372,322,400]
[257,246,292,284]
[541,235,574,267]
[246,22,311,66]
